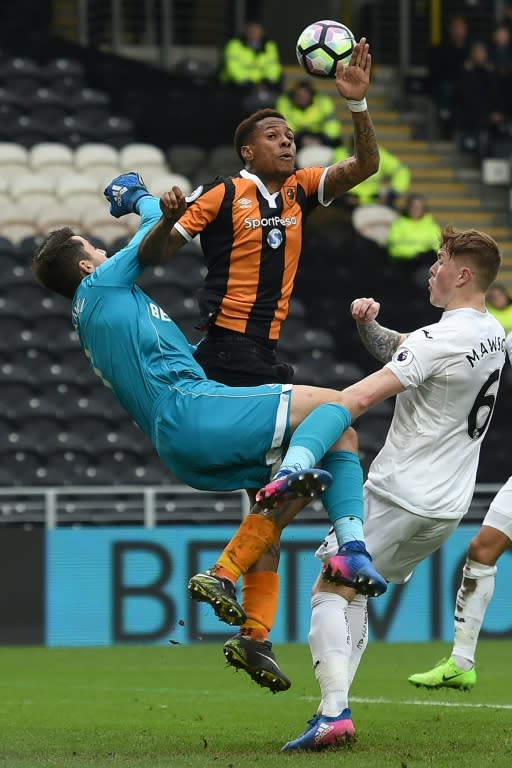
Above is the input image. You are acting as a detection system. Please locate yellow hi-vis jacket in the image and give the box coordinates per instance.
[221,37,281,85]
[386,213,441,260]
[486,303,512,334]
[333,145,411,204]
[275,92,342,143]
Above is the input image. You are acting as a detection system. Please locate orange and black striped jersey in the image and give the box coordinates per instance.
[174,167,330,341]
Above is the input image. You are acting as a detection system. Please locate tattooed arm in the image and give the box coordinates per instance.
[351,297,409,363]
[323,37,379,199]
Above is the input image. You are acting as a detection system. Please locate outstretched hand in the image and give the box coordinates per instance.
[351,297,380,324]
[335,37,371,101]
[160,186,187,221]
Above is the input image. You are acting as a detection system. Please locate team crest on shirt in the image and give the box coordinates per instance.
[267,228,283,249]
[394,348,414,366]
[285,187,295,204]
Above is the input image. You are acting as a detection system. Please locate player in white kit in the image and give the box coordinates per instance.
[281,225,506,752]
[408,332,512,691]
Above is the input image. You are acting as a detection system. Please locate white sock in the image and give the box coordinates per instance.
[452,558,497,666]
[346,594,369,687]
[309,592,351,717]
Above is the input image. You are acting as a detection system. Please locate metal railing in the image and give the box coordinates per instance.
[0,483,501,528]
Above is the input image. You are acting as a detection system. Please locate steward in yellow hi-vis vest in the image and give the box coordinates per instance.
[221,20,282,86]
[276,80,342,148]
[333,143,410,207]
[386,194,441,262]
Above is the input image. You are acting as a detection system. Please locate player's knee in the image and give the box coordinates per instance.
[467,530,502,566]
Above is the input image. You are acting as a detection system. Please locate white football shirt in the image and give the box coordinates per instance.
[365,308,506,519]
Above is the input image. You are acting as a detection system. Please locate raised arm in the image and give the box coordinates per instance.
[323,37,380,200]
[138,187,188,266]
[351,297,409,363]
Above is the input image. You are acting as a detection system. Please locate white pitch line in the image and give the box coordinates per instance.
[301,695,512,710]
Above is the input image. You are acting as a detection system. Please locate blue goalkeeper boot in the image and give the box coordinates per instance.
[104,172,150,217]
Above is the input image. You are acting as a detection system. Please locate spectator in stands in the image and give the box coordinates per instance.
[486,282,512,333]
[275,80,342,149]
[220,19,281,87]
[106,38,380,695]
[488,23,512,78]
[499,0,512,35]
[332,140,410,209]
[428,14,472,139]
[455,40,507,157]
[220,19,282,111]
[386,193,441,273]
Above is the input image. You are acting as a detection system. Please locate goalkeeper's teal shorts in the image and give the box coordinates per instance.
[153,379,292,491]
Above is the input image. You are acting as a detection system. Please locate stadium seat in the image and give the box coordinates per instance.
[35,204,84,233]
[166,144,207,178]
[119,142,166,169]
[10,171,56,207]
[16,233,45,258]
[43,57,85,94]
[51,115,98,148]
[3,115,53,148]
[0,141,30,177]
[0,87,26,126]
[0,203,40,243]
[148,172,193,197]
[0,235,19,266]
[107,234,130,254]
[296,144,334,168]
[0,449,48,487]
[352,204,399,247]
[71,87,111,123]
[82,163,124,190]
[292,359,325,386]
[27,87,69,124]
[6,387,61,423]
[93,115,135,148]
[80,203,133,243]
[74,145,120,189]
[29,142,74,175]
[115,460,169,485]
[203,144,241,179]
[0,56,45,96]
[8,345,56,374]
[54,173,100,206]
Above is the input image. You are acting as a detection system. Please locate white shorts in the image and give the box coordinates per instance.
[315,487,460,584]
[482,475,512,541]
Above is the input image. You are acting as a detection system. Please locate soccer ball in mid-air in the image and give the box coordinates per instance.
[296,20,356,78]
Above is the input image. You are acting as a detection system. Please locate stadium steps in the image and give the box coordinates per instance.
[287,65,512,290]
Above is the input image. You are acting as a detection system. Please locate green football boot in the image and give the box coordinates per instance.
[408,657,476,691]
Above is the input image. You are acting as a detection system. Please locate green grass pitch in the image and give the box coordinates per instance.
[1,640,511,767]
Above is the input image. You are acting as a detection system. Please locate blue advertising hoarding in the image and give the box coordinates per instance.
[46,525,512,647]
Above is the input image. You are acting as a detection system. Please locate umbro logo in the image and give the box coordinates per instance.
[238,197,252,209]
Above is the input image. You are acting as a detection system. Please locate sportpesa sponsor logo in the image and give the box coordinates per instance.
[244,215,297,229]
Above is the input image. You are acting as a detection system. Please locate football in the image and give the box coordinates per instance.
[296,20,356,79]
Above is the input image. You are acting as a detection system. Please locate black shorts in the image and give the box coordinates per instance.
[193,328,294,387]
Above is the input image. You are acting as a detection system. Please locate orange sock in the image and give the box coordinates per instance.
[212,514,281,583]
[239,571,279,641]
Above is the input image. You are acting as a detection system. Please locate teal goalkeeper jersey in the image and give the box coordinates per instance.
[71,197,206,440]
